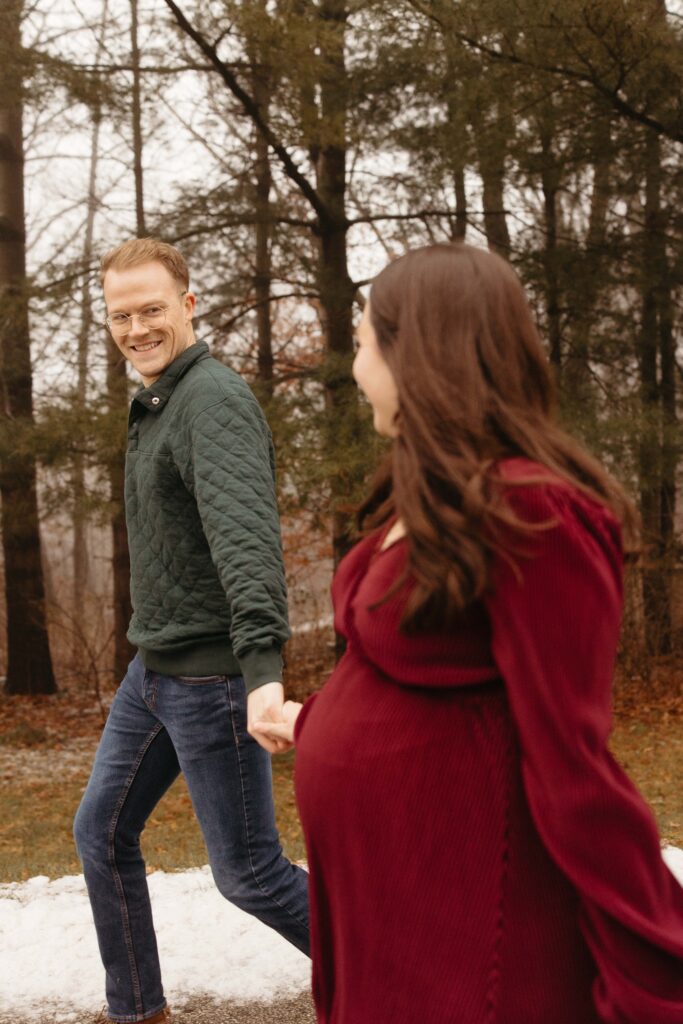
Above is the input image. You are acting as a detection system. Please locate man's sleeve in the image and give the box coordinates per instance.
[186,390,290,693]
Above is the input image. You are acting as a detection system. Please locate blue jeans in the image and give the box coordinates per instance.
[74,654,310,1023]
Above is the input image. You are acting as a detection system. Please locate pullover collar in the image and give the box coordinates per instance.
[132,340,210,413]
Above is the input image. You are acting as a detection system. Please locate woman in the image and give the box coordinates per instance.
[253,244,683,1023]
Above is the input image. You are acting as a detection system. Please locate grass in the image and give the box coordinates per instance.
[0,667,680,883]
[0,752,304,882]
[609,674,683,848]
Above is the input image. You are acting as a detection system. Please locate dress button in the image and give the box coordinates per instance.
[151,396,160,405]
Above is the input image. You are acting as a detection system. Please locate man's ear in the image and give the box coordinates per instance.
[184,291,197,319]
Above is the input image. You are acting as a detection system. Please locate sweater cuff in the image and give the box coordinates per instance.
[238,644,283,695]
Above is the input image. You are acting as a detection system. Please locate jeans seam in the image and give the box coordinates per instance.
[226,676,308,929]
[143,672,158,711]
[107,723,166,1019]
[175,674,227,685]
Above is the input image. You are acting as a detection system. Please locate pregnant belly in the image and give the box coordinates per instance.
[293,647,516,1022]
[296,644,508,766]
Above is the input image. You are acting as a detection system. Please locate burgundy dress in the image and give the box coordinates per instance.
[293,460,683,1024]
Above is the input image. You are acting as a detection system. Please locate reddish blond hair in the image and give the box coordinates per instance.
[101,238,190,290]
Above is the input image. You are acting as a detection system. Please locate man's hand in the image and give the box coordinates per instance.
[247,681,289,753]
[251,700,302,752]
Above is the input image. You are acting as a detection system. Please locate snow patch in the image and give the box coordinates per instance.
[663,844,683,885]
[1,848,682,1017]
[0,867,310,1016]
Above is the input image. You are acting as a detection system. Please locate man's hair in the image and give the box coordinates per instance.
[100,238,190,290]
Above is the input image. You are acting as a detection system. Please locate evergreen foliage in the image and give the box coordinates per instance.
[1,0,681,687]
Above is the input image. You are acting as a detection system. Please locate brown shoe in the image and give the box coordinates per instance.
[93,1008,171,1023]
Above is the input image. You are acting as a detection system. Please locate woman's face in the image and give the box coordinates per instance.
[352,301,400,437]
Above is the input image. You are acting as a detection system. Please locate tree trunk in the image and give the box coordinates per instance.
[563,115,612,401]
[657,251,676,576]
[249,21,274,399]
[639,130,670,654]
[471,100,511,258]
[72,115,100,657]
[130,0,146,237]
[539,116,562,373]
[315,0,358,571]
[444,64,468,242]
[0,0,56,694]
[453,165,468,241]
[73,0,108,647]
[106,345,134,682]
[652,0,677,634]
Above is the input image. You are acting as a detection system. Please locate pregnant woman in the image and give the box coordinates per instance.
[254,243,683,1023]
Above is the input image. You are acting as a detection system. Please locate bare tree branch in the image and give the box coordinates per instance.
[162,0,332,224]
[406,0,683,144]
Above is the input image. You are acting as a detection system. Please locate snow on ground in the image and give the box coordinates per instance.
[663,844,683,884]
[0,736,97,784]
[1,848,682,1019]
[0,867,310,1019]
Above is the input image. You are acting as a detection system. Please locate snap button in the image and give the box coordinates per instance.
[151,396,160,405]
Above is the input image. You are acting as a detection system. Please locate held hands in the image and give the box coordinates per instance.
[254,700,302,750]
[247,681,302,753]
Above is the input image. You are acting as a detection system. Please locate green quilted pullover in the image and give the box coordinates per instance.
[125,340,290,694]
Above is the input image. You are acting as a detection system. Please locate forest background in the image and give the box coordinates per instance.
[0,0,682,874]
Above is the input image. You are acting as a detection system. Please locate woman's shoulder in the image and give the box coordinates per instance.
[493,455,570,486]
[493,457,570,512]
[330,526,395,638]
[493,457,609,510]
[332,528,383,593]
[491,457,623,565]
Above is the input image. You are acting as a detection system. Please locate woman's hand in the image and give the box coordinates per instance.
[251,700,303,752]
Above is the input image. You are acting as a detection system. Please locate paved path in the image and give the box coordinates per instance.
[171,994,315,1023]
[0,993,317,1024]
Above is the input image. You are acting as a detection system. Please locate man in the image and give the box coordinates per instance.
[74,239,309,1024]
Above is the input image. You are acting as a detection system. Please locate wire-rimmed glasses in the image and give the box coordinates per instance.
[105,291,187,336]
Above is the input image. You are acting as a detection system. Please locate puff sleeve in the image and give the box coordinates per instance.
[484,482,683,1023]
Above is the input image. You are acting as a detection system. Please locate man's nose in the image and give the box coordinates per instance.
[127,314,151,339]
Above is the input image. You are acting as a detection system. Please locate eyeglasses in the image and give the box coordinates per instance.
[105,292,187,336]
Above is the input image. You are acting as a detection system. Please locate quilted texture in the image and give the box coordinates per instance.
[124,341,290,693]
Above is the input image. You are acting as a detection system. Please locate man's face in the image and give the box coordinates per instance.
[103,260,196,386]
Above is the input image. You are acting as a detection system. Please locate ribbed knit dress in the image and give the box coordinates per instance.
[293,459,683,1024]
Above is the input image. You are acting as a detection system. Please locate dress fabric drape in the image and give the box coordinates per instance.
[293,458,683,1024]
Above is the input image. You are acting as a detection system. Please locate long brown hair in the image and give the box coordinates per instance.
[358,243,639,630]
